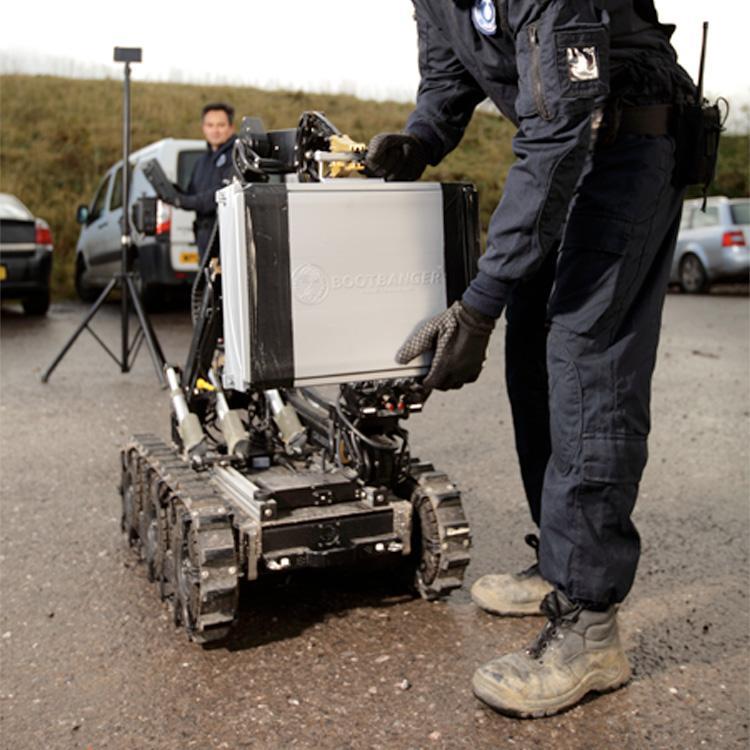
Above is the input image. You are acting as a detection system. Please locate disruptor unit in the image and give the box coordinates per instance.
[122,112,479,644]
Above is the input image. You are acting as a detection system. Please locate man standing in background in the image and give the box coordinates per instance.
[167,102,236,257]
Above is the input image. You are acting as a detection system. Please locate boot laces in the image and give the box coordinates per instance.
[518,533,540,578]
[526,591,582,659]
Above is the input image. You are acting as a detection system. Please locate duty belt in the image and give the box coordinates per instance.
[619,104,671,135]
[599,103,671,144]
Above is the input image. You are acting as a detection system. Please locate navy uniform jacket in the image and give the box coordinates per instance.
[405,0,690,318]
[179,134,237,223]
[177,134,237,253]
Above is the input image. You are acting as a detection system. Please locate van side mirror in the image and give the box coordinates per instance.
[132,196,158,236]
[76,205,89,224]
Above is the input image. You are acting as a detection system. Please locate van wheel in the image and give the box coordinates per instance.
[22,290,50,316]
[679,253,709,294]
[75,255,101,303]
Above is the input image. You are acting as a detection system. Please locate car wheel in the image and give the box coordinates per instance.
[679,253,709,294]
[75,254,101,303]
[22,289,50,316]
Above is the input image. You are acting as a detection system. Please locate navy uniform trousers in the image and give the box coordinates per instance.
[505,132,685,607]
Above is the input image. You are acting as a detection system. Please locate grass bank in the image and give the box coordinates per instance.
[0,74,746,297]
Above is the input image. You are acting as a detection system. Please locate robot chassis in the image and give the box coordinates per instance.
[121,113,473,645]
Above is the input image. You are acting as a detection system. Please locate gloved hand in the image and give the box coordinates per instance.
[365,133,428,181]
[142,159,185,207]
[155,184,186,208]
[396,301,495,390]
[169,189,186,209]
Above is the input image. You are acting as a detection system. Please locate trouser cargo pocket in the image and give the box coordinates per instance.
[581,434,648,485]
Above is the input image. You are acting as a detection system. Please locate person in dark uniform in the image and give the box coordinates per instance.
[366,0,696,717]
[169,102,237,257]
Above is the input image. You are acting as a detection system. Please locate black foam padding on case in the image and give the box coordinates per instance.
[441,183,481,305]
[244,185,295,387]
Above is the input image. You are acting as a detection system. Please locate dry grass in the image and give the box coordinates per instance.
[0,75,515,296]
[1,74,746,297]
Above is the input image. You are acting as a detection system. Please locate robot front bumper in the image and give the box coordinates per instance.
[211,464,413,577]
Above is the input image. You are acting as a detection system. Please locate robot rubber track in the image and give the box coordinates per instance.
[122,434,239,644]
[120,433,472,644]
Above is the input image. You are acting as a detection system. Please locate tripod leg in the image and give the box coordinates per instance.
[40,277,119,383]
[121,256,130,373]
[125,274,166,387]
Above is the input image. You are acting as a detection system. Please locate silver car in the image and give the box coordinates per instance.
[671,196,750,293]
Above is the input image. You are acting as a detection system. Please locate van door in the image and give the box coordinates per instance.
[79,172,113,284]
[171,148,205,271]
[97,165,129,278]
[85,166,134,282]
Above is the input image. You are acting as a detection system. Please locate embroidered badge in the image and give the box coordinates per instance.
[566,47,599,81]
[472,0,497,36]
[216,153,227,168]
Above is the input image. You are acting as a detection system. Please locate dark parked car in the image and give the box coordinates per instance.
[671,197,750,293]
[0,193,53,315]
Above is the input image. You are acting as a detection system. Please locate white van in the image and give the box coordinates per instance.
[74,138,206,303]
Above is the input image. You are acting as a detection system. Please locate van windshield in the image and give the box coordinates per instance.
[177,150,206,192]
[730,201,750,226]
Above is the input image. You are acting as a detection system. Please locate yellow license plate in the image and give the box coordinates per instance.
[179,251,198,265]
[0,265,6,281]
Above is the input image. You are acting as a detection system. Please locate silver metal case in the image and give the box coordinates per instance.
[217,180,478,390]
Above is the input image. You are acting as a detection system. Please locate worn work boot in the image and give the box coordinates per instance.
[472,590,631,718]
[471,535,553,616]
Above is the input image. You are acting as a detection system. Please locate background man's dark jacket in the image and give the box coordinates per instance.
[179,134,237,253]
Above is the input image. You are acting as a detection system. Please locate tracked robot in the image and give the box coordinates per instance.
[122,112,480,644]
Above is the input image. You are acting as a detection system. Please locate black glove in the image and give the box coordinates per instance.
[365,133,428,181]
[163,186,195,210]
[169,189,186,209]
[396,301,495,390]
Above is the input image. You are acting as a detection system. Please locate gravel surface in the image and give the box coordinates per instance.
[1,292,748,749]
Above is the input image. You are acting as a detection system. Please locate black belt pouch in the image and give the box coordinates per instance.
[671,102,722,189]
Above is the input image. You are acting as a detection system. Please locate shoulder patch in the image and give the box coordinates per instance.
[472,0,497,36]
[566,47,600,81]
[554,27,610,101]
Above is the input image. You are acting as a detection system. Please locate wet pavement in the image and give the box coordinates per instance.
[1,294,748,749]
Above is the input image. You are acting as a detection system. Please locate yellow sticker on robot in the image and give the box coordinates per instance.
[0,265,7,281]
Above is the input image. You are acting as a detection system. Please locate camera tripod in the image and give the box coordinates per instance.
[41,47,165,387]
[40,264,165,386]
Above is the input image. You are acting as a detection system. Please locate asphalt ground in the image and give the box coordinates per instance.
[1,290,748,750]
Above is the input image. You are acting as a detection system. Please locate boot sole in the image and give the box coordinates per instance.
[471,583,552,617]
[472,662,632,719]
[472,599,546,617]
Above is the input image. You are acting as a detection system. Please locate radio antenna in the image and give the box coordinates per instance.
[697,21,709,101]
